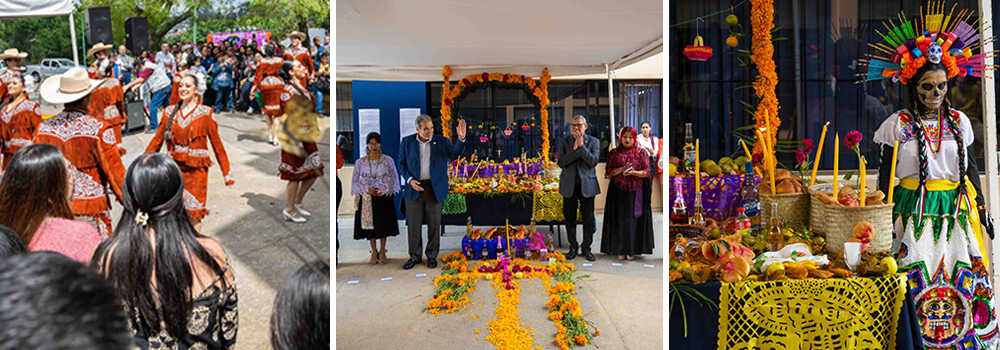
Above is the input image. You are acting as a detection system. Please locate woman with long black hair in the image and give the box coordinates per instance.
[269,259,329,350]
[277,60,324,223]
[91,153,237,349]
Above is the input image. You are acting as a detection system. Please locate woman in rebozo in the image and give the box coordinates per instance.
[352,132,400,265]
[600,126,654,260]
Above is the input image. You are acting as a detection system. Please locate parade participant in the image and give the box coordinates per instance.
[0,75,40,170]
[277,60,323,223]
[283,31,313,76]
[866,6,999,348]
[252,43,284,145]
[0,48,27,103]
[35,68,125,237]
[169,53,205,106]
[86,42,113,79]
[87,55,127,156]
[146,72,234,232]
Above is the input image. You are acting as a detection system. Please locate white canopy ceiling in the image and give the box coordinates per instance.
[0,0,73,19]
[336,0,663,81]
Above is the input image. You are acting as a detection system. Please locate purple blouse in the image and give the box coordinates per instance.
[351,155,400,196]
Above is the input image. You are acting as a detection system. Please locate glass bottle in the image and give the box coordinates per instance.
[741,162,761,227]
[766,202,784,251]
[683,123,696,175]
[688,191,706,226]
[735,207,750,236]
[671,182,688,224]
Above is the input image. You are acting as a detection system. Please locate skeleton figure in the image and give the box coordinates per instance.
[915,69,948,113]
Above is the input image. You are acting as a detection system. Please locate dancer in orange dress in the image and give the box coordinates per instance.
[277,60,323,223]
[146,72,234,232]
[34,68,125,236]
[0,48,27,103]
[87,57,127,156]
[283,31,313,76]
[0,75,41,170]
[252,43,284,145]
[168,53,201,106]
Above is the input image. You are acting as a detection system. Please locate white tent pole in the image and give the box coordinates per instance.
[69,10,79,66]
[979,0,999,306]
[607,63,615,148]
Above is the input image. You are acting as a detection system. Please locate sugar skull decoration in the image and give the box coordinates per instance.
[927,43,943,64]
[916,285,971,347]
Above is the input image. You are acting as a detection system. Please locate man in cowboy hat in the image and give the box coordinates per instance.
[283,31,314,76]
[0,48,27,103]
[34,67,125,236]
[86,43,114,79]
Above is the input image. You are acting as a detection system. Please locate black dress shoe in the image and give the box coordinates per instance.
[566,250,578,260]
[583,250,596,261]
[403,259,421,270]
[427,259,438,269]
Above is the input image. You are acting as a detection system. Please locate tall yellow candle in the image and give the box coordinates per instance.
[810,121,830,187]
[739,139,763,179]
[695,139,701,190]
[755,128,776,195]
[833,133,840,196]
[860,156,867,206]
[888,140,899,204]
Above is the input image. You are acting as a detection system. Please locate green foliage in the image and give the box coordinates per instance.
[0,16,75,64]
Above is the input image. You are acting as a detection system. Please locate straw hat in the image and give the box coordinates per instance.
[0,48,27,60]
[86,42,114,57]
[286,31,307,42]
[40,68,105,104]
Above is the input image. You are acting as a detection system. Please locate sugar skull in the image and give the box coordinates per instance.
[916,285,971,347]
[927,43,943,64]
[915,69,948,111]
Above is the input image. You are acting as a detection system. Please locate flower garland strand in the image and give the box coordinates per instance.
[439,66,552,164]
[425,252,476,315]
[544,251,599,350]
[749,0,780,160]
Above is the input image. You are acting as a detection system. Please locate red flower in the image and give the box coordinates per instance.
[796,148,807,165]
[444,98,452,106]
[482,72,489,81]
[801,139,815,153]
[461,78,471,87]
[752,152,763,164]
[845,130,863,150]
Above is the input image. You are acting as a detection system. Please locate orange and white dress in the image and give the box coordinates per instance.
[89,78,127,155]
[0,98,41,170]
[33,106,125,236]
[145,104,234,221]
[0,68,17,103]
[283,46,314,76]
[278,84,324,181]
[254,57,284,116]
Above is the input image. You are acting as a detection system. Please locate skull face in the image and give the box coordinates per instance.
[927,43,943,64]
[916,70,948,111]
[920,296,962,342]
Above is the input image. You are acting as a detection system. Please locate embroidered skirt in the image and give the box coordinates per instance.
[279,142,324,181]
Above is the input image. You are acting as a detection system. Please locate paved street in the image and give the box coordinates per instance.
[40,100,332,350]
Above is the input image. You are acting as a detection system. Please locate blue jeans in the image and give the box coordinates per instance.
[149,87,171,130]
[312,83,324,114]
[215,86,233,112]
[119,74,131,86]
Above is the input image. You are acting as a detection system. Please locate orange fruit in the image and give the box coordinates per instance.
[726,36,739,47]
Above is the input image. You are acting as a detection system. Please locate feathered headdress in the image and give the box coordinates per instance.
[857,1,996,84]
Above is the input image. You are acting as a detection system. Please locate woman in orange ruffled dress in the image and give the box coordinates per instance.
[146,72,234,232]
[0,75,41,171]
[253,43,284,145]
[277,60,323,223]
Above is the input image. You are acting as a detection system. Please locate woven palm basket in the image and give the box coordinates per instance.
[823,202,893,254]
[760,192,810,229]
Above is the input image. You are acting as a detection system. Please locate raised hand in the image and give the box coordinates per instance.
[456,119,467,141]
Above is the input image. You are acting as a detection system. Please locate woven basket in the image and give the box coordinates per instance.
[807,184,836,237]
[823,203,893,254]
[760,192,810,229]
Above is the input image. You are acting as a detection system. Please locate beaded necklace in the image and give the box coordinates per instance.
[919,108,944,156]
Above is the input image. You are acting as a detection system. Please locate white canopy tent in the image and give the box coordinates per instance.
[0,0,80,66]
[336,0,663,146]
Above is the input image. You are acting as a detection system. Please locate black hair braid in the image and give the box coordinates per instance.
[910,100,929,193]
[943,99,967,199]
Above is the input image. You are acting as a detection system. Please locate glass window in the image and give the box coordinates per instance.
[669,0,986,171]
[336,81,355,164]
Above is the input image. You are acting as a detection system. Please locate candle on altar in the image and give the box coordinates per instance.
[860,156,867,206]
[506,219,511,256]
[739,139,763,179]
[755,128,775,195]
[833,133,840,197]
[888,141,899,204]
[695,139,701,190]
[810,121,830,187]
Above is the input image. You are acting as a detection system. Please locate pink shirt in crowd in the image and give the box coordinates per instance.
[28,218,103,263]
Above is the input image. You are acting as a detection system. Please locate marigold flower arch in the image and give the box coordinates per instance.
[441,66,553,163]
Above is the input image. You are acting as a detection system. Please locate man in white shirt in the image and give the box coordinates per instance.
[155,43,176,74]
[397,114,467,269]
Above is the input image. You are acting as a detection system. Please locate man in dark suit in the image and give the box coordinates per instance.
[558,115,601,261]
[397,115,467,269]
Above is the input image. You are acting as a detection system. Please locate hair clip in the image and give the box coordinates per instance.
[135,210,149,226]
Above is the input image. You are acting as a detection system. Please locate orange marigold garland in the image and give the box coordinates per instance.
[749,0,780,160]
[424,252,475,315]
[440,67,552,163]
